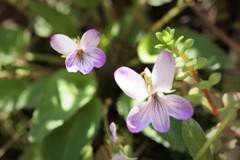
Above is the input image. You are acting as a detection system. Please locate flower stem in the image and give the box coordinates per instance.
[194,108,236,160]
[172,46,220,120]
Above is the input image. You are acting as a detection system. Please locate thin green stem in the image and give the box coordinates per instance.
[194,109,236,160]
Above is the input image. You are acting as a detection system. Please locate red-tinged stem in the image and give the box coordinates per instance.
[175,48,220,120]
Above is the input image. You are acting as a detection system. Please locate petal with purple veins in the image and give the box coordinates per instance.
[150,97,170,133]
[164,95,194,120]
[127,101,152,133]
[114,67,150,101]
[50,34,77,55]
[152,51,175,93]
[75,58,94,75]
[65,52,78,72]
[84,48,106,68]
[79,29,100,50]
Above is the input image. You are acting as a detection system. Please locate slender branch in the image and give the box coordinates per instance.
[172,46,220,119]
[187,1,240,54]
[147,0,188,34]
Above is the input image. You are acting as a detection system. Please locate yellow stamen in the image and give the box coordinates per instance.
[76,49,83,56]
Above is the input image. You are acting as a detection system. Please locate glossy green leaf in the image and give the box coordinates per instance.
[175,28,234,69]
[0,26,30,65]
[21,98,103,160]
[209,72,221,86]
[29,69,97,141]
[138,34,161,63]
[117,94,186,152]
[182,118,212,160]
[0,79,29,112]
[30,0,78,36]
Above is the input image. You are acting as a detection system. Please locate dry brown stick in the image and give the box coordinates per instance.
[188,1,240,54]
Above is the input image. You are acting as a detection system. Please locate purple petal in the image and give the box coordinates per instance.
[65,52,78,72]
[109,122,117,143]
[164,95,194,120]
[114,67,150,101]
[127,101,151,133]
[75,58,94,75]
[152,51,175,93]
[150,97,170,133]
[50,34,77,54]
[79,29,100,50]
[84,48,106,68]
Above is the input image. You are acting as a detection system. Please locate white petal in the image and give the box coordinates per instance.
[127,101,151,133]
[114,67,150,101]
[50,34,77,54]
[164,95,193,120]
[152,51,175,92]
[150,96,170,133]
[79,29,100,50]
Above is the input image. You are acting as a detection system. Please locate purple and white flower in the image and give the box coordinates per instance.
[109,122,117,143]
[50,29,106,75]
[114,51,193,133]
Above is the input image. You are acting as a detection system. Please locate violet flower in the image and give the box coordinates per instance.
[114,51,193,133]
[50,29,106,75]
[109,122,117,143]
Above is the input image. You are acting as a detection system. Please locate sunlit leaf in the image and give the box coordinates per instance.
[42,98,103,160]
[138,34,160,63]
[0,79,29,112]
[182,118,212,160]
[29,69,97,141]
[0,26,30,65]
[30,0,78,36]
[209,72,221,86]
[21,98,103,160]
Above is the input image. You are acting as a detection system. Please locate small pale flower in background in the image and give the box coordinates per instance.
[109,122,117,143]
[50,29,106,75]
[114,51,193,133]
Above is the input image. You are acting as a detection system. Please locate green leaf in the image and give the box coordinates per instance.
[0,79,29,112]
[185,58,197,67]
[197,80,212,90]
[42,98,103,160]
[138,34,161,63]
[182,118,212,160]
[15,79,47,110]
[21,98,103,160]
[0,26,30,65]
[175,28,234,69]
[29,70,97,141]
[143,119,186,152]
[117,94,186,152]
[180,38,194,53]
[195,57,207,70]
[209,73,221,86]
[175,71,190,80]
[30,0,78,36]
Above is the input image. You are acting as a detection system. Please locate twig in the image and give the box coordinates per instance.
[187,1,240,54]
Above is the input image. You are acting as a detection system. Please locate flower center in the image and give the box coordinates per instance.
[76,49,84,57]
